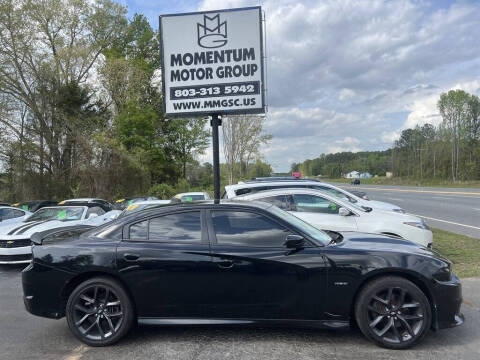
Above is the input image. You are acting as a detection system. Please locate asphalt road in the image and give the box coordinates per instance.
[333,183,480,239]
[1,265,479,360]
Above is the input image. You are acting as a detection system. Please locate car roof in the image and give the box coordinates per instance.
[132,200,171,205]
[236,187,342,199]
[175,192,207,196]
[243,176,322,183]
[119,200,272,216]
[112,200,274,224]
[62,198,106,202]
[226,180,327,190]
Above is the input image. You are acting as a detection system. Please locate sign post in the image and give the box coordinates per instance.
[211,114,221,201]
[159,6,265,202]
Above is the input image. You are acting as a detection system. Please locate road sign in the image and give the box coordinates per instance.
[159,7,265,117]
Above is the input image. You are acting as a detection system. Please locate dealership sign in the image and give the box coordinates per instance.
[159,7,265,116]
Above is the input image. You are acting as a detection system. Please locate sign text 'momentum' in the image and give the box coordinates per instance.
[170,47,255,66]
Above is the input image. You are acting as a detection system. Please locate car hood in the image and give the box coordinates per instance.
[364,208,421,222]
[0,211,120,240]
[364,200,402,211]
[332,231,444,260]
[0,219,87,239]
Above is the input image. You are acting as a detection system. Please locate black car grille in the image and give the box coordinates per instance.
[0,239,32,248]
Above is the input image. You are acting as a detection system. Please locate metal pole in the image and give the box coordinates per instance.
[211,114,221,203]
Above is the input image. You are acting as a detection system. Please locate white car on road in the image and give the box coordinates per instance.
[0,206,120,264]
[224,179,405,213]
[236,188,433,248]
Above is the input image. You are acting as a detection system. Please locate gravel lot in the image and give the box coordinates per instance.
[1,265,479,360]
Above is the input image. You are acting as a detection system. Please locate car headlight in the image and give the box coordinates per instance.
[392,208,405,213]
[403,221,429,230]
[433,265,452,282]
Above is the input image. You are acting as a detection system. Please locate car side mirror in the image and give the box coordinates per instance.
[87,213,98,219]
[284,234,306,249]
[339,207,351,216]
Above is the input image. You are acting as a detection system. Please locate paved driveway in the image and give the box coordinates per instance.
[1,265,479,360]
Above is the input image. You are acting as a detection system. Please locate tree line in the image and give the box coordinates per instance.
[0,0,271,202]
[292,90,480,181]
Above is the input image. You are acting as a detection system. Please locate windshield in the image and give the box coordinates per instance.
[269,205,331,245]
[26,207,84,222]
[341,199,366,212]
[311,186,358,203]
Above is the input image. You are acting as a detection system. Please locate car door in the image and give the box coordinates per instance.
[116,209,213,318]
[206,208,327,320]
[289,194,358,232]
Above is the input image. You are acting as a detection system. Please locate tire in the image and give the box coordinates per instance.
[66,277,135,346]
[355,276,431,349]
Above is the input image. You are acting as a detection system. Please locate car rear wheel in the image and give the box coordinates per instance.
[66,277,134,346]
[355,276,431,349]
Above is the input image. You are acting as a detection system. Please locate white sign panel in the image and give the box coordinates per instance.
[159,7,265,116]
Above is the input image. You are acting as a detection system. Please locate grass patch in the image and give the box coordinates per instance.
[320,177,480,188]
[433,228,480,278]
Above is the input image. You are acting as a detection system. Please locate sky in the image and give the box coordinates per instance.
[121,0,480,172]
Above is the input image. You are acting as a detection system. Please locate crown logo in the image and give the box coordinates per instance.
[197,14,228,49]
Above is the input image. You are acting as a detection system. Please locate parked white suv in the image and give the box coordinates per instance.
[224,179,405,213]
[236,188,432,248]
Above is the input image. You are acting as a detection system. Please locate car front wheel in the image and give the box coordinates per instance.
[355,276,431,349]
[66,277,134,346]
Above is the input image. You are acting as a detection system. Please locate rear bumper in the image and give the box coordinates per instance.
[22,262,69,319]
[433,273,464,330]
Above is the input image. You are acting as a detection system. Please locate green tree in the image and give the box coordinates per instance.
[438,90,471,181]
[165,118,210,179]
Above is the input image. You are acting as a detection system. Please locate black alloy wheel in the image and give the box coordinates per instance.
[66,277,134,346]
[355,276,431,349]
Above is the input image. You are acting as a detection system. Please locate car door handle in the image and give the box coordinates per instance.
[217,260,234,269]
[124,253,140,261]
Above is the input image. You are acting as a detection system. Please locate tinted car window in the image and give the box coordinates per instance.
[149,212,201,242]
[293,194,340,214]
[212,211,289,247]
[130,220,148,240]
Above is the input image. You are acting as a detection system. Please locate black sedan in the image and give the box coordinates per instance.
[22,201,463,349]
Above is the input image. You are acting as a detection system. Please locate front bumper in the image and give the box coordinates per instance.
[432,273,464,330]
[0,246,32,264]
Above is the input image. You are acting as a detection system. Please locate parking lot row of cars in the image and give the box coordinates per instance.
[0,193,211,264]
[1,177,463,350]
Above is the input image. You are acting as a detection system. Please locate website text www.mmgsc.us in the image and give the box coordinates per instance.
[172,97,257,110]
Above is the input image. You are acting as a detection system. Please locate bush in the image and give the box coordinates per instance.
[148,183,175,199]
